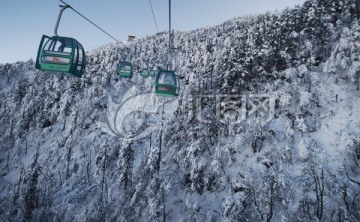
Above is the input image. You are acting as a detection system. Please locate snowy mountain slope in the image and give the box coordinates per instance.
[1,0,360,221]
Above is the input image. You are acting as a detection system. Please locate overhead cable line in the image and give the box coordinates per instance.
[59,0,131,51]
[148,0,159,33]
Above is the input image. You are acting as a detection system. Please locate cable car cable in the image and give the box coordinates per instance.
[148,0,159,33]
[59,0,131,51]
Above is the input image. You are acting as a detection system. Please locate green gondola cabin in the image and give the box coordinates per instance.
[117,61,133,78]
[140,68,150,78]
[149,70,156,77]
[154,70,179,96]
[35,35,85,78]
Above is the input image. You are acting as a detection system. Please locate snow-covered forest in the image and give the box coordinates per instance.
[1,0,360,221]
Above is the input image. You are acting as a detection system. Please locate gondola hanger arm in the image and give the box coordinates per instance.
[54,3,70,36]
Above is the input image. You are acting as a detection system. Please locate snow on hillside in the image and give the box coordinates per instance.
[1,0,360,221]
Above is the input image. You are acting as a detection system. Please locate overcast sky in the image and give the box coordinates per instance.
[0,0,306,64]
